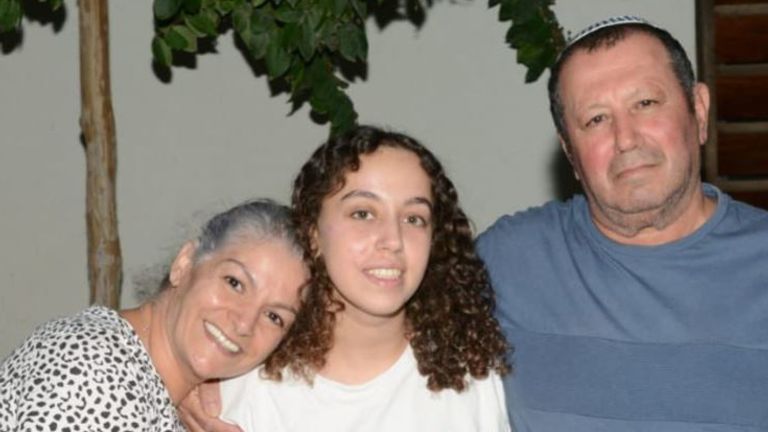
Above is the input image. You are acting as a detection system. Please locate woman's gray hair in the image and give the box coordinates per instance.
[194,198,303,261]
[134,199,302,301]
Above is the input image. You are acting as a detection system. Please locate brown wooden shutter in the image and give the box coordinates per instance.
[697,0,768,209]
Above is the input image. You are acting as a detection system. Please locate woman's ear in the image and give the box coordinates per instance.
[169,241,196,288]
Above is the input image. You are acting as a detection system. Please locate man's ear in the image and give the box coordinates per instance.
[169,241,196,288]
[693,82,711,145]
[559,135,580,181]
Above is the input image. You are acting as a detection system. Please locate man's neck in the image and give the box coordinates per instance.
[593,185,718,246]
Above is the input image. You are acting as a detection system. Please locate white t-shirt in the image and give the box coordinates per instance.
[221,345,511,431]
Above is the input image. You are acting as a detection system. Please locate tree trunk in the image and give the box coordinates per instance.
[78,0,122,308]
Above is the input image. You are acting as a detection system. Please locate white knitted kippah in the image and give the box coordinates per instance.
[567,15,653,48]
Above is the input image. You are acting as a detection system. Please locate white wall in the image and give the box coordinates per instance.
[0,0,695,357]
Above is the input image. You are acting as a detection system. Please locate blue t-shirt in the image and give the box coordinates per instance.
[477,184,768,431]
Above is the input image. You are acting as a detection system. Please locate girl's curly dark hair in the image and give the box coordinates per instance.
[263,125,509,391]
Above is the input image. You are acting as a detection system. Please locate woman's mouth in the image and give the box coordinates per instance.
[204,321,241,354]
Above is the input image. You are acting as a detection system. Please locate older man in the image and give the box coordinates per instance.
[478,17,768,431]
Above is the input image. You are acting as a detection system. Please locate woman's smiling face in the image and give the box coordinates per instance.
[166,237,308,382]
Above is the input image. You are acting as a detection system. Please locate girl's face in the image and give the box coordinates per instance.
[314,146,433,323]
[166,238,308,382]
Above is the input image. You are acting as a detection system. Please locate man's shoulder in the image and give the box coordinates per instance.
[478,197,581,246]
[727,196,768,224]
[708,188,768,242]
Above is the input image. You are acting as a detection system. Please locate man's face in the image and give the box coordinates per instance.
[558,32,710,238]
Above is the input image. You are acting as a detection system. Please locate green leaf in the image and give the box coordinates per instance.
[310,86,332,114]
[305,7,323,31]
[48,0,63,11]
[288,60,309,95]
[250,8,274,33]
[183,0,202,14]
[524,61,547,83]
[306,59,335,113]
[329,93,357,136]
[152,35,173,66]
[248,32,270,59]
[0,0,22,33]
[164,25,198,52]
[274,4,302,23]
[265,38,291,77]
[215,0,236,14]
[154,0,184,20]
[338,22,366,62]
[232,3,252,36]
[333,0,348,17]
[317,20,337,51]
[350,0,366,20]
[282,22,301,52]
[185,11,219,36]
[516,43,543,66]
[298,18,317,61]
[252,0,267,6]
[491,0,564,84]
[183,17,207,37]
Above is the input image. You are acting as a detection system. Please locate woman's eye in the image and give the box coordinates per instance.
[351,210,373,220]
[224,276,243,293]
[265,311,285,328]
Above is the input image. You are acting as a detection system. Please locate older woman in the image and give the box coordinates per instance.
[0,199,308,431]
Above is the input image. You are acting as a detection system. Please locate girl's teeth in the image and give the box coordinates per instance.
[367,268,402,279]
[204,322,241,353]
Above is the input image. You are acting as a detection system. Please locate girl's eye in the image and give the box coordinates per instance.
[265,311,285,328]
[224,275,243,293]
[351,210,373,220]
[405,214,428,227]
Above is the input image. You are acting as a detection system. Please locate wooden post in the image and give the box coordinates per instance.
[78,0,122,308]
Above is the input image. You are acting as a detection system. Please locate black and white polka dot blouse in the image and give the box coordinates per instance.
[0,306,183,431]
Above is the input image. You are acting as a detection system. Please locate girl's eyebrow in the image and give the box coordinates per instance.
[340,189,377,201]
[341,190,433,211]
[407,197,433,211]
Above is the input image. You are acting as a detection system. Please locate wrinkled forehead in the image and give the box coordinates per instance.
[560,31,672,89]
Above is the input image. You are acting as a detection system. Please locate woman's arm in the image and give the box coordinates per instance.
[179,381,243,432]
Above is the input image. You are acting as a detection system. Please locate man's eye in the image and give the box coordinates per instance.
[266,311,285,328]
[638,99,657,108]
[224,276,243,293]
[586,114,606,128]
